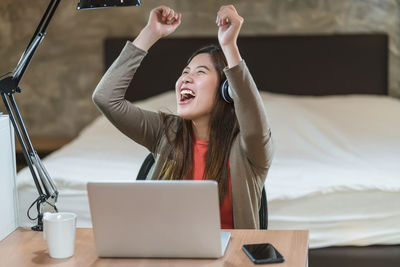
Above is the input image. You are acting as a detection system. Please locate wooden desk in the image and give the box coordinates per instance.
[0,228,308,267]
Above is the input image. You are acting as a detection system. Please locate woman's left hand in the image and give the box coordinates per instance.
[216,5,244,48]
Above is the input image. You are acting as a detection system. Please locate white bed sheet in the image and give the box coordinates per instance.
[16,91,400,248]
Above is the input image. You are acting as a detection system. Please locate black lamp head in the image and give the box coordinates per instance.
[77,0,141,10]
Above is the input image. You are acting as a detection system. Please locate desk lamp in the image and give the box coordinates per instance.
[0,0,141,231]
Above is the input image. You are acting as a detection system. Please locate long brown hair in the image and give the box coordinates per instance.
[157,44,240,205]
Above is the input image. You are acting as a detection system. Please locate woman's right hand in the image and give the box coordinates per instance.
[133,6,182,51]
[147,6,182,38]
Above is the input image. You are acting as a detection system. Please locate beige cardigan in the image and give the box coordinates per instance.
[92,41,273,229]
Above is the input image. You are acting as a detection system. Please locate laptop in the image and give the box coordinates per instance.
[87,180,231,258]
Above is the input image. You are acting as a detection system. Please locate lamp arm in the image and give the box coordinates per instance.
[0,0,61,231]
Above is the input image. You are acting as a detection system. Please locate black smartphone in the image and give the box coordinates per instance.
[242,243,285,264]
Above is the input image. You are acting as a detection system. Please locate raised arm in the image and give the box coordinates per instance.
[217,5,273,170]
[92,6,182,152]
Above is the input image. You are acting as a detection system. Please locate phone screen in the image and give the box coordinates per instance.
[242,243,284,264]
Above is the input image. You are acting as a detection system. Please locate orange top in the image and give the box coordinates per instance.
[192,137,234,229]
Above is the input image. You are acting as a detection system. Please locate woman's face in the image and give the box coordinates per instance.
[175,53,220,121]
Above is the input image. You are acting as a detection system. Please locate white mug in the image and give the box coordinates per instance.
[43,212,77,258]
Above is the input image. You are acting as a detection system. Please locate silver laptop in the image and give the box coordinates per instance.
[87,180,231,258]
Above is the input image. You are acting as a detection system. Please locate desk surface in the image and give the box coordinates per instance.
[0,228,308,267]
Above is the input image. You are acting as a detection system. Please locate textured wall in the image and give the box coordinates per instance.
[0,0,399,137]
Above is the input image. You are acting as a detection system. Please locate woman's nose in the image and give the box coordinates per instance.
[182,74,193,84]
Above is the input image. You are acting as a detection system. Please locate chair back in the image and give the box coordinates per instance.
[136,153,155,181]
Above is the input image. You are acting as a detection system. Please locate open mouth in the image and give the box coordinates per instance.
[180,89,196,103]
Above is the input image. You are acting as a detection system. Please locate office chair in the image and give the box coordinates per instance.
[136,153,268,229]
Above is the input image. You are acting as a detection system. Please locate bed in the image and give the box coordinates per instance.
[16,34,400,266]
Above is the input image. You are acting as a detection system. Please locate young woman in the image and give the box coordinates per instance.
[92,5,273,229]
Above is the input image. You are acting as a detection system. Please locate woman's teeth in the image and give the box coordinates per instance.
[180,89,196,100]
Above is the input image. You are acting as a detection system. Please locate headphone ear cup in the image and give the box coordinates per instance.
[220,80,233,103]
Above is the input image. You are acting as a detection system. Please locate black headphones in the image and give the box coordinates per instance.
[220,79,233,103]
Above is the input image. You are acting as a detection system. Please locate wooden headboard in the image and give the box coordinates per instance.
[104,34,388,102]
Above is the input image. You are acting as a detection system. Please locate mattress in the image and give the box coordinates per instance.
[16,91,400,248]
